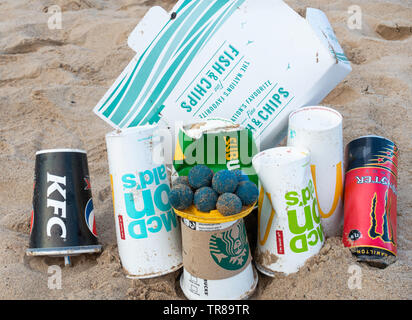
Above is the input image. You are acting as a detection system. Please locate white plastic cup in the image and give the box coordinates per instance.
[287,106,344,237]
[252,147,324,275]
[106,125,182,278]
[179,219,258,300]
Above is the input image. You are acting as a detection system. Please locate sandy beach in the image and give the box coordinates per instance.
[0,0,411,300]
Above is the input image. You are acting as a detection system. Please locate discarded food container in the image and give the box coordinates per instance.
[93,0,351,152]
[252,147,324,275]
[343,135,398,268]
[287,106,344,237]
[179,218,257,300]
[26,149,102,266]
[173,119,258,185]
[170,119,258,299]
[106,125,182,278]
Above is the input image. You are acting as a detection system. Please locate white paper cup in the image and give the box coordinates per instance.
[179,219,258,300]
[106,125,182,278]
[287,106,344,237]
[252,147,324,275]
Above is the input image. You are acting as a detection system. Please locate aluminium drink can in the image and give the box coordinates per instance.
[342,135,398,267]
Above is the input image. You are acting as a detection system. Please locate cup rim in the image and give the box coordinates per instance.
[36,148,87,155]
[105,124,158,138]
[252,146,310,169]
[288,106,342,132]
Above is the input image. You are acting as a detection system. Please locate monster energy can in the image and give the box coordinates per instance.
[343,135,398,268]
[179,218,258,300]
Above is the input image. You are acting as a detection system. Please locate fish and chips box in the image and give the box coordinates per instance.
[93,0,351,151]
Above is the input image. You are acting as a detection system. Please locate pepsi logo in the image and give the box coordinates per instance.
[85,198,98,237]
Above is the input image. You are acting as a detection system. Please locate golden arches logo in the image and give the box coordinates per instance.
[110,174,116,217]
[173,138,185,162]
[257,187,276,246]
[310,162,343,219]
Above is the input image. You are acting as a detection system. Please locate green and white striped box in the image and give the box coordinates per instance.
[94,0,351,151]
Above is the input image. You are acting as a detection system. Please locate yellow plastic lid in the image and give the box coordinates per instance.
[173,202,256,224]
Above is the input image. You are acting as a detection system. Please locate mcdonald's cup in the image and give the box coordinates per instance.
[252,147,325,276]
[106,125,183,278]
[287,106,344,237]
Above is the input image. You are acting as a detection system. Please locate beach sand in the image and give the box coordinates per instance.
[0,0,411,299]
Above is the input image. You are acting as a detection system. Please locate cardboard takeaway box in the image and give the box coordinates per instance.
[93,0,351,151]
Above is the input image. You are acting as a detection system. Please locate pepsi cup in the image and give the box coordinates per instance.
[26,149,102,265]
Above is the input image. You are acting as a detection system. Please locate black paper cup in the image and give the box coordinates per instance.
[27,149,101,264]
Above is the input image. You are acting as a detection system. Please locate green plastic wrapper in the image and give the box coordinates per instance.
[172,119,259,186]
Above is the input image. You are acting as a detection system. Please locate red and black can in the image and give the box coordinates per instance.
[343,135,398,268]
[26,149,102,265]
